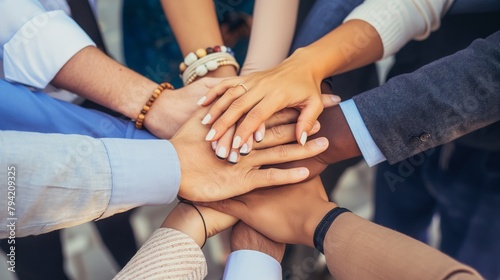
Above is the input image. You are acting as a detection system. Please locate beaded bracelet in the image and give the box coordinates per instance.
[182,52,239,85]
[135,82,174,129]
[180,45,235,74]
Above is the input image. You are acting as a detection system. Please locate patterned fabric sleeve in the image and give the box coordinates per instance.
[114,228,207,280]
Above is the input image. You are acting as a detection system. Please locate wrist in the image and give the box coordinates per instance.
[288,47,328,84]
[162,203,206,247]
[303,201,337,248]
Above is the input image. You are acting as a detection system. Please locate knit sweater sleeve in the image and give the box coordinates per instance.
[114,228,207,279]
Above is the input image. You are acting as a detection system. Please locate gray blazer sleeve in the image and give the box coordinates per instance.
[353,30,500,164]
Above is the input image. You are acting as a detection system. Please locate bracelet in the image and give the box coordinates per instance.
[182,52,239,85]
[178,199,208,248]
[135,82,174,129]
[180,45,235,73]
[313,207,351,254]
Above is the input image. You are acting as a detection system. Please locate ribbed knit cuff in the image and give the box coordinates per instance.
[343,0,406,59]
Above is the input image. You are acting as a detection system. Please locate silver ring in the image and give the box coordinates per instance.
[235,82,249,93]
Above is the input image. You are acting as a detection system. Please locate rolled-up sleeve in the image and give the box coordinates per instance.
[344,0,454,58]
[0,0,95,89]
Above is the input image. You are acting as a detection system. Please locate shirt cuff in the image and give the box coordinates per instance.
[3,10,95,89]
[339,100,386,167]
[99,139,181,218]
[223,250,282,280]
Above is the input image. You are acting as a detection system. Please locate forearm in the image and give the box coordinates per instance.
[324,213,482,279]
[288,19,383,83]
[52,46,158,120]
[0,131,180,237]
[240,0,299,75]
[161,0,236,78]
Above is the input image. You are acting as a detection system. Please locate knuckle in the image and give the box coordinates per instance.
[247,107,266,123]
[265,170,278,184]
[274,145,289,159]
[270,125,286,140]
[228,98,246,111]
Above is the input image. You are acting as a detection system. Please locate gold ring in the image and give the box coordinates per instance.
[235,82,249,93]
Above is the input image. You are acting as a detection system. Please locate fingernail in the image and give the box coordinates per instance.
[298,168,309,176]
[228,151,238,164]
[205,129,216,141]
[240,143,249,155]
[316,137,328,147]
[216,146,227,159]
[232,136,242,149]
[201,114,211,125]
[197,96,207,106]
[211,141,218,151]
[331,95,341,103]
[300,132,307,146]
[254,131,263,142]
[312,121,320,132]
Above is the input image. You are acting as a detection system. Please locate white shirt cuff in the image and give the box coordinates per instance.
[339,100,386,167]
[3,9,95,88]
[100,139,181,218]
[223,250,282,280]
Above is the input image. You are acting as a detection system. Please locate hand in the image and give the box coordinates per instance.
[199,52,339,148]
[162,202,238,247]
[203,176,337,247]
[145,77,223,139]
[231,221,285,262]
[210,94,341,164]
[169,106,330,202]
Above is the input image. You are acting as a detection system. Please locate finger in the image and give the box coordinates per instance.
[215,125,235,159]
[198,78,239,106]
[195,77,226,90]
[203,87,256,142]
[295,99,323,145]
[247,167,310,190]
[250,137,329,166]
[239,136,253,156]
[264,108,300,128]
[254,121,320,150]
[201,199,249,221]
[227,101,279,149]
[321,94,341,108]
[252,122,266,144]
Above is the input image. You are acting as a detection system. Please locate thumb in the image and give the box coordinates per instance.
[296,100,323,145]
[321,94,341,108]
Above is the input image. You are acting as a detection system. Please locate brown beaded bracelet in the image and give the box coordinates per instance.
[135,82,174,129]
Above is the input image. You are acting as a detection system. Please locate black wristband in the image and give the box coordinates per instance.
[178,199,208,248]
[313,207,351,254]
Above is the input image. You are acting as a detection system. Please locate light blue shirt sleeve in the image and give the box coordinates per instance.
[0,131,180,238]
[339,99,387,167]
[223,250,282,280]
[0,0,95,88]
[0,81,181,236]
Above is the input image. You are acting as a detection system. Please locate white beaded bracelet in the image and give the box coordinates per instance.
[182,52,240,85]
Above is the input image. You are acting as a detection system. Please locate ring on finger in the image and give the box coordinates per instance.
[234,82,249,93]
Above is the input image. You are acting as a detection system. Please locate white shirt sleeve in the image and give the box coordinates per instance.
[339,100,386,167]
[223,250,282,280]
[0,131,180,237]
[0,0,95,89]
[344,0,454,58]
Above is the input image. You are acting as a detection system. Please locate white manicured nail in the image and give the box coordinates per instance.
[216,146,227,159]
[205,129,216,141]
[201,114,211,125]
[232,136,242,149]
[228,151,238,163]
[254,131,263,142]
[211,141,218,151]
[197,96,207,106]
[300,132,307,146]
[240,143,249,155]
